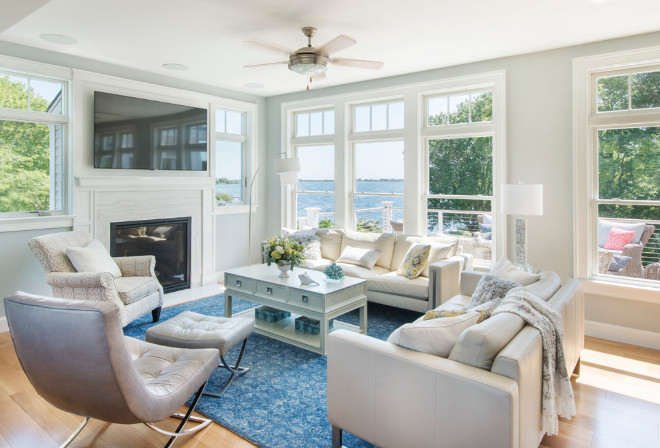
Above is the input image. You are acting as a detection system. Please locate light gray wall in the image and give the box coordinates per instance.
[264,31,660,336]
[0,41,266,320]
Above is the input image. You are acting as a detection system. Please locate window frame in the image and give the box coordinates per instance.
[0,61,72,223]
[211,102,256,212]
[574,46,660,288]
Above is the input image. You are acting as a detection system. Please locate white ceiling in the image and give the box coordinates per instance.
[1,0,660,97]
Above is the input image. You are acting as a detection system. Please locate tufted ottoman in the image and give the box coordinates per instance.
[145,311,254,397]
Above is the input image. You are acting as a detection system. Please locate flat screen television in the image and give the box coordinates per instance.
[94,91,208,171]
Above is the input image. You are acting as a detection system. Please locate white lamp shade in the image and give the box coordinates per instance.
[502,184,543,216]
[275,156,301,185]
[278,171,299,185]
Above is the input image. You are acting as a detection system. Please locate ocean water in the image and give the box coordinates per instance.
[216,180,404,225]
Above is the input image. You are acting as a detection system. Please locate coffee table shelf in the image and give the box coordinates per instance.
[224,264,367,355]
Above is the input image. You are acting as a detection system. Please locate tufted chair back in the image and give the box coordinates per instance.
[28,230,92,273]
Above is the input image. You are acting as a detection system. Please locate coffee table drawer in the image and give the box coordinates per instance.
[226,274,253,293]
[288,290,323,311]
[255,282,285,302]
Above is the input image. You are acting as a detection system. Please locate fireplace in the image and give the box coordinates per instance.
[110,217,191,293]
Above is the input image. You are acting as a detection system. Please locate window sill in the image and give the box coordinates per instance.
[0,215,75,233]
[213,204,257,216]
[581,276,659,304]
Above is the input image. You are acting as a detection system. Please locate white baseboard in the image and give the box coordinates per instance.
[0,316,7,333]
[585,320,660,350]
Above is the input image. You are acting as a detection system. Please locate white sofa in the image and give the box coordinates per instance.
[286,228,472,313]
[327,270,583,448]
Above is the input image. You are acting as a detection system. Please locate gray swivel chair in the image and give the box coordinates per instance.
[4,292,220,448]
[29,230,163,326]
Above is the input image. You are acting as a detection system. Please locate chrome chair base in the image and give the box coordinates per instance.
[203,338,250,398]
[61,383,210,448]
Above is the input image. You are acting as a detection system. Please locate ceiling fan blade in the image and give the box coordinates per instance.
[318,35,356,56]
[245,40,291,56]
[331,58,384,70]
[243,61,288,68]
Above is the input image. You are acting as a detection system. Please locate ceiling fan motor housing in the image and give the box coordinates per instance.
[289,51,329,76]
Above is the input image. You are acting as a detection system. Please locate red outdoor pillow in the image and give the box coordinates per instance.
[603,227,635,251]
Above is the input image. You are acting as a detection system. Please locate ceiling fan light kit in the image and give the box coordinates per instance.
[245,26,383,90]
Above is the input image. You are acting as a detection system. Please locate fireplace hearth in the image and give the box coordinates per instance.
[110,217,191,293]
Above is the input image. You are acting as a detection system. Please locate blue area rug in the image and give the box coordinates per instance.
[124,294,421,448]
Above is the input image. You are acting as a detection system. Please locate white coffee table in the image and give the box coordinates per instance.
[224,264,367,355]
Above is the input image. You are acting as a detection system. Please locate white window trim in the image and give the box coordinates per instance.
[211,100,257,215]
[280,71,506,259]
[573,45,660,292]
[0,55,73,230]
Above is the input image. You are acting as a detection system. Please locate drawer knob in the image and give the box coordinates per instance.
[267,287,273,295]
[302,295,309,303]
[235,279,242,287]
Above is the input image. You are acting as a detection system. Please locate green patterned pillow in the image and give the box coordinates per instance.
[397,244,431,280]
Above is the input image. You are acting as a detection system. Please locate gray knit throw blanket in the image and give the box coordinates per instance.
[493,288,576,436]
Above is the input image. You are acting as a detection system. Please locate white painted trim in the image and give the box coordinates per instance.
[582,279,660,304]
[0,215,75,232]
[0,316,7,334]
[75,176,213,189]
[585,320,660,350]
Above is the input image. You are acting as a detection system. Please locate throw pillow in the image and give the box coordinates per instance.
[66,240,122,278]
[421,242,454,278]
[469,274,520,308]
[598,219,646,246]
[608,254,632,272]
[387,312,480,357]
[603,227,635,251]
[423,304,493,324]
[397,244,431,280]
[290,232,322,261]
[491,257,540,286]
[336,246,382,269]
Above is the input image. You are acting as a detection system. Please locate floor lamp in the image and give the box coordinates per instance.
[502,183,543,269]
[248,152,301,265]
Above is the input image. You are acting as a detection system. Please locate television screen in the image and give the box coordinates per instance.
[94,92,208,171]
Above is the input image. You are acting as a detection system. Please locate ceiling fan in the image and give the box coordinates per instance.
[245,27,384,89]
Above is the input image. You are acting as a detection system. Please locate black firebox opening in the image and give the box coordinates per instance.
[110,217,191,294]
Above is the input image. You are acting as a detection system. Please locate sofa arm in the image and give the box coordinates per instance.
[428,258,462,307]
[460,270,485,296]
[328,330,519,448]
[113,255,156,277]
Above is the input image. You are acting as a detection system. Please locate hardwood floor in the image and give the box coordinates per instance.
[0,332,658,448]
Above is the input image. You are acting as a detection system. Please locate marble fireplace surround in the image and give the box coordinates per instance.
[75,177,215,289]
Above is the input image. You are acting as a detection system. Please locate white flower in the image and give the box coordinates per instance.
[275,245,285,254]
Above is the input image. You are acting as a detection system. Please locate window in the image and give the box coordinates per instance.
[353,101,404,132]
[353,141,404,232]
[295,144,335,228]
[0,70,68,215]
[214,108,246,205]
[295,110,334,137]
[424,89,497,265]
[575,50,660,285]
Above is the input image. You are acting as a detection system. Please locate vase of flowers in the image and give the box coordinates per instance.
[323,263,344,283]
[263,235,305,278]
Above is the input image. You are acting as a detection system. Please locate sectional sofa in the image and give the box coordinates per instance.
[283,228,472,312]
[327,268,583,448]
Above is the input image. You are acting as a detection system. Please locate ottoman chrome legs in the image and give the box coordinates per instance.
[204,338,250,398]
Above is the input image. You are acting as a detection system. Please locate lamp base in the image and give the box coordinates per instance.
[515,216,527,267]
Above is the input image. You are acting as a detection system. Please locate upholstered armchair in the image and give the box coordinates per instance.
[4,292,219,448]
[28,230,163,326]
[597,220,655,278]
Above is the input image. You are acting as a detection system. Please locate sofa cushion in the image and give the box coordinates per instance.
[469,274,520,308]
[397,244,431,280]
[448,312,526,370]
[390,234,457,274]
[66,240,122,278]
[520,271,561,301]
[337,246,382,269]
[598,219,647,246]
[315,229,344,260]
[491,257,540,286]
[114,276,160,305]
[387,311,480,357]
[337,264,390,279]
[341,231,396,269]
[367,272,429,300]
[301,258,334,271]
